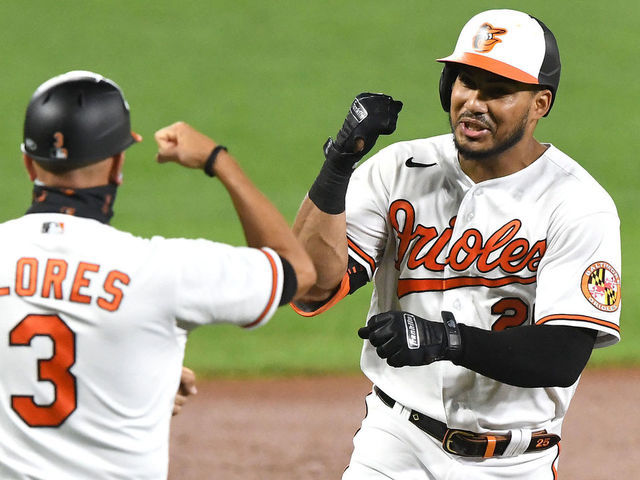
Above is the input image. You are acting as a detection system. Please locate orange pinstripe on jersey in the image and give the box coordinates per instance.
[348,237,376,273]
[397,275,537,298]
[536,314,620,333]
[292,236,374,317]
[243,249,279,328]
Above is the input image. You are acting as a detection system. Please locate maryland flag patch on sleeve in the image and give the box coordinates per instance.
[581,262,621,312]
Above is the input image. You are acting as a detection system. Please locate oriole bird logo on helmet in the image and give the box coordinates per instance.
[472,23,507,53]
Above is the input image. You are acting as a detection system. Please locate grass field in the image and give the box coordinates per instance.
[1,0,637,376]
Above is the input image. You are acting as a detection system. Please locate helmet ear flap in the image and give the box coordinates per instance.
[439,64,459,113]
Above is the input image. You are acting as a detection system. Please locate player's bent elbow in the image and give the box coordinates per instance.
[540,328,596,387]
[294,282,338,304]
[292,260,317,301]
[552,355,591,387]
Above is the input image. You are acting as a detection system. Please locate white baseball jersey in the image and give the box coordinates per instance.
[301,133,621,437]
[0,213,283,479]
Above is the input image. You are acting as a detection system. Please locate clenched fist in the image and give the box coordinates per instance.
[358,311,462,367]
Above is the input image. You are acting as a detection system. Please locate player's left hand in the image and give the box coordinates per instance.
[172,366,198,416]
[323,93,403,168]
[358,311,462,367]
[335,93,403,156]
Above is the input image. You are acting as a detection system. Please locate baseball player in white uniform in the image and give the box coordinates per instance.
[292,9,621,479]
[0,71,315,479]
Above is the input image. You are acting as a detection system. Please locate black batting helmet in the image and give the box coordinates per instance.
[22,71,139,172]
[437,9,561,116]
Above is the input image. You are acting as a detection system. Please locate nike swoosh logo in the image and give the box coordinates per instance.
[405,157,436,168]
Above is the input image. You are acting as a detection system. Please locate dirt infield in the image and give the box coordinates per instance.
[168,368,640,479]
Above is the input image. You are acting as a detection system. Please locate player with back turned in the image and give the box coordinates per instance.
[0,71,315,479]
[292,9,621,479]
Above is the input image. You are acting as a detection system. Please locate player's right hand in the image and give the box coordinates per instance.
[358,311,460,367]
[155,122,217,170]
[172,366,198,416]
[324,93,403,167]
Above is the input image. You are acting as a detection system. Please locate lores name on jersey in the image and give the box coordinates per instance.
[0,257,130,312]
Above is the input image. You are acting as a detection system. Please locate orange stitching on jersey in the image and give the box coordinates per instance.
[536,314,620,332]
[244,250,279,328]
[347,237,376,273]
[397,275,536,298]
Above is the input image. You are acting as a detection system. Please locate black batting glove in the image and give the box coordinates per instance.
[308,93,402,215]
[325,92,403,168]
[358,311,462,367]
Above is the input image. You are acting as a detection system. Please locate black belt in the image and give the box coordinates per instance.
[374,386,560,458]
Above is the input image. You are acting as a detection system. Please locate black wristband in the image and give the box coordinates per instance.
[308,159,354,214]
[204,145,228,177]
[278,256,298,306]
[440,311,462,362]
[307,138,360,214]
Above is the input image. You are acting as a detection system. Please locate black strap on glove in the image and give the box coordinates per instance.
[308,93,402,214]
[358,311,462,367]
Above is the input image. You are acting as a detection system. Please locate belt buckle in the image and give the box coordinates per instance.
[442,429,478,457]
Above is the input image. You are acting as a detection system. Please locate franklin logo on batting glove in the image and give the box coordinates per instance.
[350,98,368,122]
[404,313,421,349]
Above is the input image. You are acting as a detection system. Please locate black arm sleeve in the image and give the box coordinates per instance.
[278,256,297,306]
[452,324,597,388]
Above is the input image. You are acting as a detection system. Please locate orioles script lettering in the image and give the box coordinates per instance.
[388,200,546,296]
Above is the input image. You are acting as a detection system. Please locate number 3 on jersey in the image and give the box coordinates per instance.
[9,314,77,427]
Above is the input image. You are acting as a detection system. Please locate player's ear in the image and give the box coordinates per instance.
[532,89,552,119]
[108,152,126,185]
[23,154,38,182]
